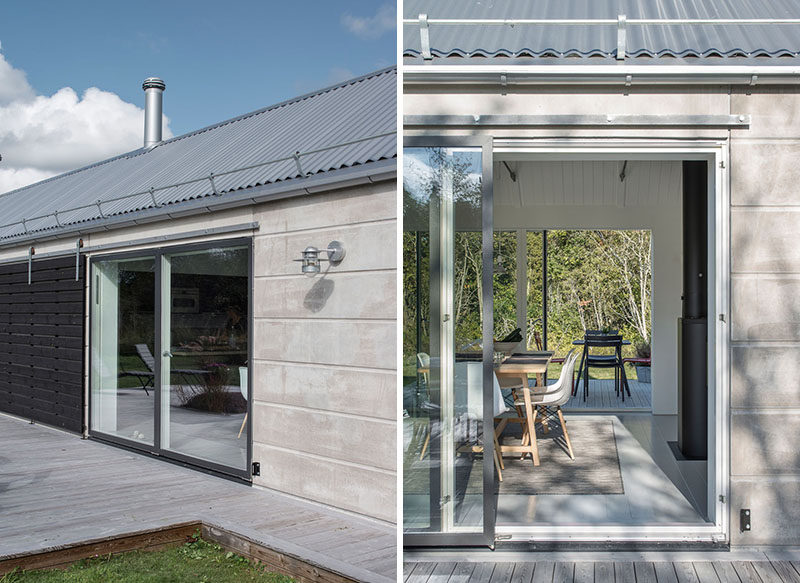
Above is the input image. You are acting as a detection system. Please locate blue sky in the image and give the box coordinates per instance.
[0,0,395,193]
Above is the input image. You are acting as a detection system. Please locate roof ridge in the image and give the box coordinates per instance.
[0,65,397,201]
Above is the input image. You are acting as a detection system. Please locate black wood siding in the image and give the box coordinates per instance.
[0,255,85,432]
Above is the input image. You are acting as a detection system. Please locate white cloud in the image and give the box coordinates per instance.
[341,3,395,39]
[0,52,172,194]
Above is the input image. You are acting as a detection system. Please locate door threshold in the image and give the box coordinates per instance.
[492,539,729,552]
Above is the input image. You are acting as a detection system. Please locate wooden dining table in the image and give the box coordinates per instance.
[494,351,554,468]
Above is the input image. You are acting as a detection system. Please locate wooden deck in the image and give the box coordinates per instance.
[564,378,652,411]
[0,414,395,583]
[404,558,800,582]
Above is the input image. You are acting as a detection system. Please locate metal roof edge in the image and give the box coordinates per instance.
[0,158,396,251]
[403,64,800,85]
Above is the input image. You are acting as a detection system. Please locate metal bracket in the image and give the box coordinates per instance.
[500,74,508,96]
[619,160,628,182]
[96,199,106,219]
[252,462,260,476]
[616,14,627,60]
[27,246,34,285]
[419,13,432,60]
[405,113,751,128]
[148,187,159,208]
[208,172,219,195]
[740,508,751,532]
[75,239,83,281]
[293,151,305,177]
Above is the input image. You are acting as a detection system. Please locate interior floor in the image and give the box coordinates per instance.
[496,413,707,526]
[403,411,708,530]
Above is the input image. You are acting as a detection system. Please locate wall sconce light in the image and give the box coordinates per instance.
[294,241,345,276]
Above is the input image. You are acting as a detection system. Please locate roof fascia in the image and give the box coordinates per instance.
[403,64,800,85]
[0,158,396,250]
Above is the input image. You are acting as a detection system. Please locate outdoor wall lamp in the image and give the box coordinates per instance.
[294,241,345,276]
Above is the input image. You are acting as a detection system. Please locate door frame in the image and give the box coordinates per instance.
[403,135,496,547]
[87,237,254,482]
[490,137,730,543]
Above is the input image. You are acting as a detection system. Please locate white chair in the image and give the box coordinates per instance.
[495,349,579,465]
[237,366,248,439]
[456,362,508,480]
[530,350,579,460]
[414,353,432,460]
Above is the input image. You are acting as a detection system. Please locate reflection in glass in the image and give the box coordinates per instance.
[403,147,485,534]
[161,246,249,471]
[91,257,156,444]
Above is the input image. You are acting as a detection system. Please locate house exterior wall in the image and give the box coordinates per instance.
[0,256,85,432]
[250,180,397,524]
[405,82,800,544]
[0,175,397,524]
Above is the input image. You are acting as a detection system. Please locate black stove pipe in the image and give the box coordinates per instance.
[679,161,708,460]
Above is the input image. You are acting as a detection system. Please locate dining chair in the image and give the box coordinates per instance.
[529,349,579,460]
[494,349,578,466]
[237,366,248,439]
[414,352,432,460]
[457,362,507,480]
[578,334,631,402]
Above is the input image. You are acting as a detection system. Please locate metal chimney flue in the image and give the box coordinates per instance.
[142,77,165,148]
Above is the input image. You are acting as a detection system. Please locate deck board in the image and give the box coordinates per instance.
[0,414,395,583]
[565,378,651,411]
[405,559,800,583]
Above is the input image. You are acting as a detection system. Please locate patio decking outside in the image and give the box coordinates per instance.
[403,557,800,583]
[564,377,652,411]
[0,413,395,583]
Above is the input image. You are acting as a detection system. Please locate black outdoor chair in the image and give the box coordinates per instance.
[576,333,631,402]
[125,344,211,392]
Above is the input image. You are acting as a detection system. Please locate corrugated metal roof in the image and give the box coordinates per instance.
[403,0,800,64]
[0,67,396,243]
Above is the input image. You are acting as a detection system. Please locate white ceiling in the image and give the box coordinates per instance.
[494,160,682,208]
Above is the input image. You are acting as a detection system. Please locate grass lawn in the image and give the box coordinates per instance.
[0,536,294,583]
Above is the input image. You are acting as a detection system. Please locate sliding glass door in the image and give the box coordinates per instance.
[91,256,156,445]
[403,136,494,546]
[90,240,251,478]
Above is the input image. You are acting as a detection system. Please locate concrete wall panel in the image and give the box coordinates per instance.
[731,87,800,139]
[731,275,800,341]
[731,411,800,475]
[254,272,395,321]
[732,345,800,408]
[732,209,800,272]
[253,320,395,370]
[730,142,800,206]
[253,182,396,235]
[253,221,395,277]
[252,402,395,471]
[730,477,800,546]
[251,362,395,420]
[250,180,396,522]
[253,443,396,523]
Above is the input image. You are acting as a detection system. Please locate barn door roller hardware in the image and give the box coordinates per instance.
[75,239,84,281]
[27,247,35,285]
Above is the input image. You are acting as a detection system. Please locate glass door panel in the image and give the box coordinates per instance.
[90,256,156,444]
[403,142,492,543]
[161,246,249,472]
